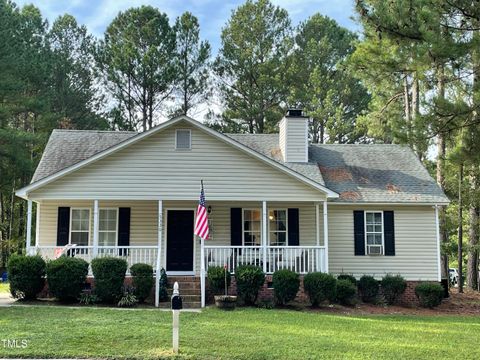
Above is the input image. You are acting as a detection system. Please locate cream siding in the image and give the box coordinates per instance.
[279,117,308,162]
[327,205,439,281]
[29,121,324,202]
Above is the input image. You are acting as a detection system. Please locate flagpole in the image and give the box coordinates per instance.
[200,179,206,308]
[200,235,206,308]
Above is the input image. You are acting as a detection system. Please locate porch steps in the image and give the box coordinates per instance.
[162,276,201,309]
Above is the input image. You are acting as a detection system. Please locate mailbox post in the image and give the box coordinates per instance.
[171,281,182,353]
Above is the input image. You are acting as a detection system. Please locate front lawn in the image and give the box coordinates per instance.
[0,306,478,359]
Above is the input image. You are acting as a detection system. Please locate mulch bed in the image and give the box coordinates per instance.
[305,288,480,316]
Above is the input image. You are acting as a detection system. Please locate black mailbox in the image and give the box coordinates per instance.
[171,295,183,310]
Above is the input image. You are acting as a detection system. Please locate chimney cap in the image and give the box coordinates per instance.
[286,108,306,118]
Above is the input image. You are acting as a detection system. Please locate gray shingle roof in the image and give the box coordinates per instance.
[228,134,448,203]
[226,134,326,186]
[32,128,449,204]
[32,130,137,182]
[309,144,449,203]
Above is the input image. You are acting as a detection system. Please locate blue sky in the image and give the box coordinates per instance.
[16,0,360,54]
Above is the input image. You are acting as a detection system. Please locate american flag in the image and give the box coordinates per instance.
[194,183,209,240]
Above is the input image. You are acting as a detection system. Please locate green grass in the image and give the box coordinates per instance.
[0,306,479,359]
[0,283,8,293]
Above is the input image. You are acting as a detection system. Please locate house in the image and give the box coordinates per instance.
[15,110,449,307]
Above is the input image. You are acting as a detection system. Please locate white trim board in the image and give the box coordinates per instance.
[16,116,338,199]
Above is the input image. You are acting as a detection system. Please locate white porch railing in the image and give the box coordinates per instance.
[204,245,326,274]
[33,245,158,275]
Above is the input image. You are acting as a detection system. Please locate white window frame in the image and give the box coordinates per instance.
[175,129,191,150]
[98,208,119,247]
[364,210,384,255]
[268,209,288,246]
[69,208,91,246]
[242,208,262,246]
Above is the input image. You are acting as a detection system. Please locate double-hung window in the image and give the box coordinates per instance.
[70,209,90,246]
[365,211,383,255]
[269,210,287,245]
[243,209,261,246]
[99,209,118,246]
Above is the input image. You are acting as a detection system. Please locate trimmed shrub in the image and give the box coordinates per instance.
[358,275,379,303]
[303,272,337,307]
[130,263,154,303]
[158,268,168,302]
[415,283,444,308]
[336,279,357,306]
[235,265,265,305]
[46,256,89,302]
[7,255,46,300]
[381,274,407,305]
[337,274,357,286]
[208,266,232,295]
[272,269,300,306]
[91,257,127,303]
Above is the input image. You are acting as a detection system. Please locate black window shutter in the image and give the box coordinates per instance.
[288,208,299,246]
[384,211,395,256]
[118,208,131,247]
[230,208,242,246]
[57,207,70,246]
[353,210,365,256]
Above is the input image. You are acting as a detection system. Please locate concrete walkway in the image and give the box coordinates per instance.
[0,291,15,306]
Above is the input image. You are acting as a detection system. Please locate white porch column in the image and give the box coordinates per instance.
[93,200,99,256]
[35,202,40,249]
[323,201,329,273]
[315,203,320,271]
[26,200,32,254]
[155,200,163,307]
[262,201,267,273]
[435,205,441,282]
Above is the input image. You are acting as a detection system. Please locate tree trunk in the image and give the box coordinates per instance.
[458,163,464,293]
[403,74,412,146]
[467,205,479,290]
[412,72,421,158]
[320,121,325,144]
[436,64,449,281]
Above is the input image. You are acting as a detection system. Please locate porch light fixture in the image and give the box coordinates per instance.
[207,205,212,214]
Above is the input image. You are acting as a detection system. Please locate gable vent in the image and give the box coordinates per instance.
[175,129,191,150]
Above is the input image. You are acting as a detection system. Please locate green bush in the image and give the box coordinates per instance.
[303,272,337,307]
[91,257,127,303]
[79,292,99,305]
[381,274,407,305]
[272,269,300,306]
[358,275,379,303]
[208,266,232,295]
[46,256,89,302]
[235,265,265,305]
[158,268,168,302]
[337,274,357,286]
[415,282,444,308]
[7,255,46,300]
[336,279,357,306]
[130,263,154,303]
[117,286,138,308]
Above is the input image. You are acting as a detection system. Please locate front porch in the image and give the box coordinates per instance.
[26,199,330,307]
